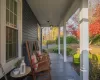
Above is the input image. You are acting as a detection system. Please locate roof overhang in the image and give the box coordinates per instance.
[26,0,81,27]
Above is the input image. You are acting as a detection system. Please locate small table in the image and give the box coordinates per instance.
[10,66,31,79]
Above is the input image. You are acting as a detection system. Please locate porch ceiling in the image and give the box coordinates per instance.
[26,0,74,27]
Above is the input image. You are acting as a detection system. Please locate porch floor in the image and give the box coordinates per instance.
[2,53,80,80]
[49,53,80,80]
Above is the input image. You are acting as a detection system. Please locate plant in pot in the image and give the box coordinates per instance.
[13,58,23,75]
[14,58,23,68]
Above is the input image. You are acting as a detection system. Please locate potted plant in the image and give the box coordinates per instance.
[14,58,23,68]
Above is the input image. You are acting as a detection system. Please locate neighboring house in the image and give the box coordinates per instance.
[0,0,40,78]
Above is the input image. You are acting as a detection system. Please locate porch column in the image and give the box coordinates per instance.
[63,25,67,62]
[80,0,89,80]
[58,26,60,54]
[40,27,43,52]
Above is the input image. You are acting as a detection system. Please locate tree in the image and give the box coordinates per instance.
[89,3,100,37]
[77,3,100,38]
[89,20,100,37]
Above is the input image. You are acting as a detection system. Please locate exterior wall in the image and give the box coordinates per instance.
[22,0,39,65]
[0,0,39,79]
[22,0,38,42]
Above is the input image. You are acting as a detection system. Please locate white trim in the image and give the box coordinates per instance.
[37,24,41,51]
[58,26,60,54]
[80,0,89,80]
[63,25,67,62]
[0,0,1,63]
[0,0,6,65]
[0,0,22,78]
[17,0,22,58]
[6,0,18,28]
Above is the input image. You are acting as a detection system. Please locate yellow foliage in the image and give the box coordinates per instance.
[50,27,58,40]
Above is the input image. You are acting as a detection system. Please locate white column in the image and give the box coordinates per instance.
[0,0,6,65]
[63,25,67,62]
[38,26,41,52]
[18,1,22,58]
[58,26,60,54]
[40,27,42,52]
[80,0,89,80]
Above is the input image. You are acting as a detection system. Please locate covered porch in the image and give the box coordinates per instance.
[0,0,89,80]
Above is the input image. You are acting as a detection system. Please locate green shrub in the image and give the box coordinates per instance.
[42,49,48,54]
[56,36,79,44]
[90,35,100,46]
[56,36,63,44]
[89,58,100,80]
[73,52,92,64]
[89,54,100,80]
[67,36,79,44]
[67,47,75,56]
[92,54,100,64]
[51,47,74,56]
[47,40,56,44]
[53,47,58,53]
[73,53,80,64]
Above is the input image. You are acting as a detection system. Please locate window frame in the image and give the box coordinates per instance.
[0,0,22,78]
[6,0,18,62]
[6,0,18,28]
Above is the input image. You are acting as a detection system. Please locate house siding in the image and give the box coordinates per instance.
[23,0,38,42]
[22,0,39,66]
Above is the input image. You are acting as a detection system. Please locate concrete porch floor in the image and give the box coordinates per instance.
[1,53,80,80]
[49,53,80,80]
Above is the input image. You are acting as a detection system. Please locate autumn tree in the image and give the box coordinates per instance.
[89,20,100,37]
[77,3,100,38]
[89,3,100,37]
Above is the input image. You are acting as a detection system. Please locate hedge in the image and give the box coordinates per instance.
[51,47,75,56]
[56,36,79,44]
[47,40,56,44]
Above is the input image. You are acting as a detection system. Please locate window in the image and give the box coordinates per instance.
[6,0,18,61]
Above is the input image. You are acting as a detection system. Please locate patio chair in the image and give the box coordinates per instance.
[33,41,51,63]
[26,41,51,80]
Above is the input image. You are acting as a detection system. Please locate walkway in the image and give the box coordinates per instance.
[50,53,80,80]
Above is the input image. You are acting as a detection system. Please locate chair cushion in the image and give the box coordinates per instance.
[31,54,38,70]
[37,51,41,55]
[35,61,50,73]
[36,51,42,59]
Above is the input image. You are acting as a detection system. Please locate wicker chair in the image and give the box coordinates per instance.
[26,41,51,80]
